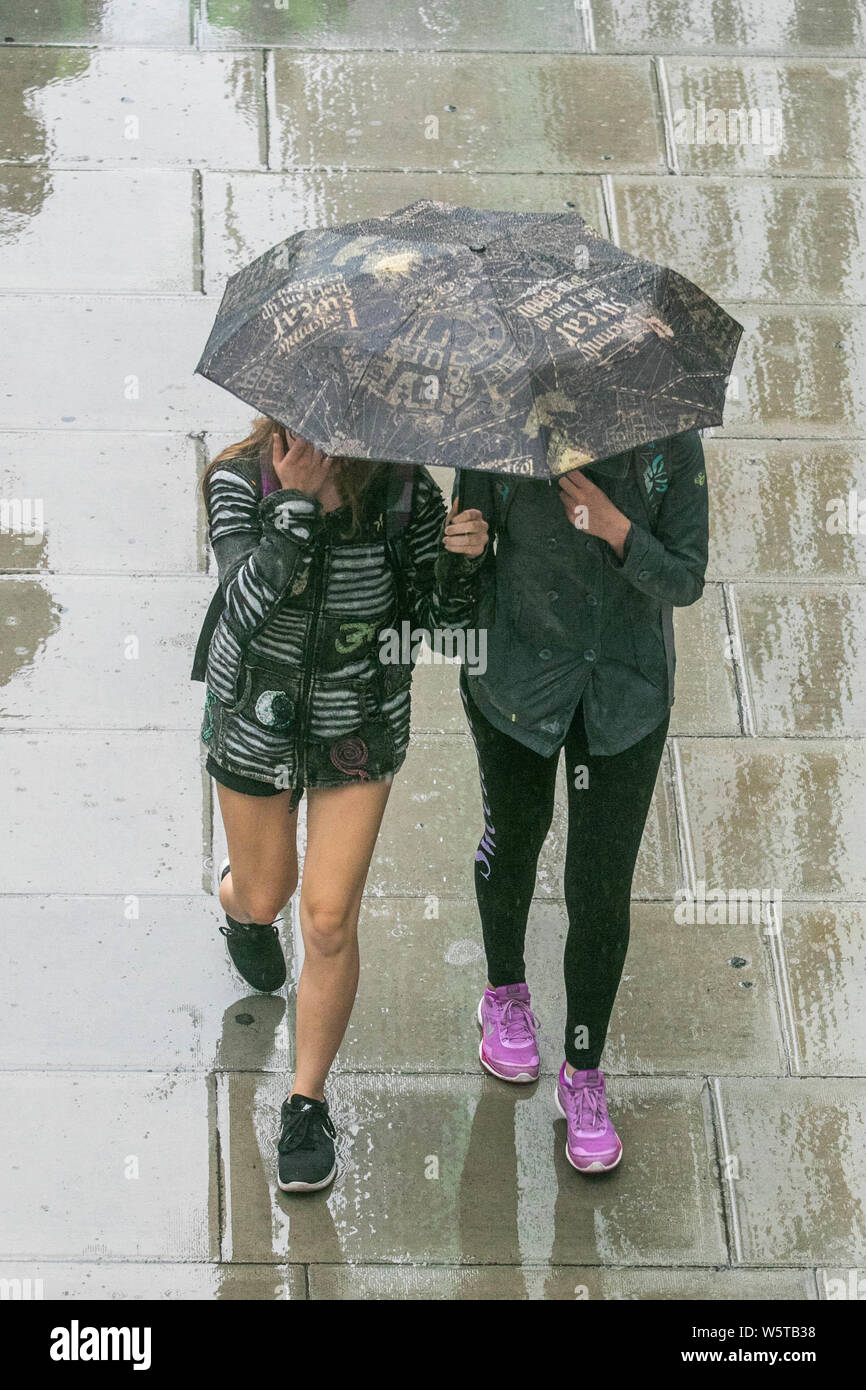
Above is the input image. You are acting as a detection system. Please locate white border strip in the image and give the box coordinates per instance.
[670,738,697,897]
[725,582,757,737]
[576,0,596,52]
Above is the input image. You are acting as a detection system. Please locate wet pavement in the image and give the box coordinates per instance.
[1,0,864,1301]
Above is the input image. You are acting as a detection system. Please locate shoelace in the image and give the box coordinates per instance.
[219,920,278,940]
[499,996,540,1045]
[277,1104,336,1155]
[564,1079,606,1131]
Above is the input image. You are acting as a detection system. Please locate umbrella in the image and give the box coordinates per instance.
[195,199,742,479]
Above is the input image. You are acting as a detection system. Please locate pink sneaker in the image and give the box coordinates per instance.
[477,982,540,1083]
[555,1062,623,1173]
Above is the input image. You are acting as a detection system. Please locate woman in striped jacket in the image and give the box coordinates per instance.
[197,416,488,1191]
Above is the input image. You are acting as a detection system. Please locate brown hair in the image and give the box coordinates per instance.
[201,414,385,536]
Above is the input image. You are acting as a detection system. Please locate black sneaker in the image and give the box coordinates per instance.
[276,1094,337,1192]
[218,860,287,992]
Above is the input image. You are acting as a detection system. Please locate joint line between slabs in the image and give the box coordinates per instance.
[652,56,681,176]
[709,1077,744,1265]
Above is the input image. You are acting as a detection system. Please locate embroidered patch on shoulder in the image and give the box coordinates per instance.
[643,452,668,495]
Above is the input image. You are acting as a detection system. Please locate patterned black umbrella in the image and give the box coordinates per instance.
[196,199,742,478]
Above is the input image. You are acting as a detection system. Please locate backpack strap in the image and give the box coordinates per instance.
[191,584,226,682]
[192,450,265,683]
[382,462,417,626]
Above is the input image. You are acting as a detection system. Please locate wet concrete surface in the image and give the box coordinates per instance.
[1,0,864,1300]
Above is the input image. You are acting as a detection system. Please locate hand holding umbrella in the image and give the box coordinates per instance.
[442,504,488,559]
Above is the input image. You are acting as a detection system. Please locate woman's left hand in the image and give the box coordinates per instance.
[558,469,632,560]
[443,505,489,558]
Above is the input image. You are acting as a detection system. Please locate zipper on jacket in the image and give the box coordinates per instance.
[297,540,327,783]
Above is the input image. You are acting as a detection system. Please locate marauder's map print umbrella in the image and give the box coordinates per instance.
[196,199,742,478]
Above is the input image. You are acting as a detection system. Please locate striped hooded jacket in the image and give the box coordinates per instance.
[199,449,485,794]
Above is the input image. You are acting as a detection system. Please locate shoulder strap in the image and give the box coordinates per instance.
[191,584,226,682]
[384,461,416,544]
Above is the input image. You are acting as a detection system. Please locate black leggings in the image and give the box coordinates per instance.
[461,673,670,1070]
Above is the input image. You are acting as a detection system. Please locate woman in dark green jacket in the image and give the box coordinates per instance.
[459,429,708,1174]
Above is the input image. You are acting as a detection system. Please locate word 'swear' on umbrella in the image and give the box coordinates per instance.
[196,199,743,479]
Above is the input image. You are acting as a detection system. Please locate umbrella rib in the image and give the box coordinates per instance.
[480,267,546,462]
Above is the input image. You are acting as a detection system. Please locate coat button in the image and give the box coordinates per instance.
[586,594,598,606]
[547,589,558,602]
[547,537,558,550]
[638,569,651,581]
[583,649,597,662]
[539,649,552,661]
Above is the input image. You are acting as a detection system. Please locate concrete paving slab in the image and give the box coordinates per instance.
[0,1071,215,1259]
[590,0,866,55]
[270,52,664,173]
[0,895,292,1071]
[410,658,466,734]
[2,0,193,46]
[309,1262,816,1299]
[675,737,866,899]
[218,1072,726,1266]
[0,48,263,168]
[704,441,866,582]
[340,897,784,1076]
[665,58,866,177]
[0,295,250,431]
[367,733,681,900]
[611,177,866,304]
[201,0,583,50]
[0,1260,306,1299]
[201,170,608,293]
[605,904,785,1075]
[0,432,203,576]
[715,1077,866,1265]
[736,585,866,735]
[0,732,207,894]
[0,169,196,292]
[0,575,212,730]
[779,905,866,1075]
[670,585,740,736]
[713,306,866,438]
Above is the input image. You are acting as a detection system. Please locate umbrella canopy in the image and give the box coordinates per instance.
[196,199,742,478]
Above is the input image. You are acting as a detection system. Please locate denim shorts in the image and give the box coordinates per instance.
[205,753,304,812]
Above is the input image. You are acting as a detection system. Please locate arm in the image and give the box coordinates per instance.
[609,430,708,607]
[404,469,488,633]
[207,465,323,644]
[558,431,708,608]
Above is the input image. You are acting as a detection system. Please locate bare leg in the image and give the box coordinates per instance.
[214,783,300,925]
[293,777,392,1100]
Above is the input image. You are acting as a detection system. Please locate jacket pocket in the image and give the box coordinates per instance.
[228,659,302,730]
[310,670,382,740]
[629,607,668,692]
